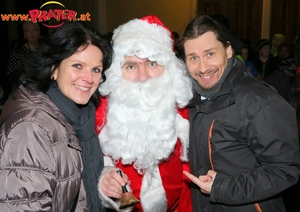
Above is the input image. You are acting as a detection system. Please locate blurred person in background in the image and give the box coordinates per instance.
[271,33,285,57]
[264,42,297,108]
[241,45,262,79]
[253,39,275,79]
[7,21,42,84]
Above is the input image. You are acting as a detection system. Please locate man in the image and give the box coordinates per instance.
[264,42,297,109]
[180,15,300,211]
[96,15,193,212]
[253,39,275,79]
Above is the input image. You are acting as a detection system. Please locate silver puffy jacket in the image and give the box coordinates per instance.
[0,85,87,211]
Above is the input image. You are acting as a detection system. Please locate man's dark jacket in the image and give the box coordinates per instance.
[188,59,300,212]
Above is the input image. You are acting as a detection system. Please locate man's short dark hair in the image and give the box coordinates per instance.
[179,15,231,59]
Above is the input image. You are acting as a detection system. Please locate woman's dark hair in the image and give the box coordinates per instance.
[178,15,231,60]
[15,21,113,106]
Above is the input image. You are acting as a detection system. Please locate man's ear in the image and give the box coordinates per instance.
[226,44,234,58]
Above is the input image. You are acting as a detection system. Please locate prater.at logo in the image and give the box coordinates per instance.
[29,1,91,28]
[0,1,91,28]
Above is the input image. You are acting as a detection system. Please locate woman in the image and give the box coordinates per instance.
[7,21,42,83]
[0,21,113,211]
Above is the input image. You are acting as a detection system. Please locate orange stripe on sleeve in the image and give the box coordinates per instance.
[208,119,215,170]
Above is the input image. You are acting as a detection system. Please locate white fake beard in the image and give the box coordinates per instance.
[99,71,178,174]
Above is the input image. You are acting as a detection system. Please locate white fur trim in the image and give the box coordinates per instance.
[97,156,133,212]
[112,18,173,62]
[175,113,190,161]
[140,166,167,212]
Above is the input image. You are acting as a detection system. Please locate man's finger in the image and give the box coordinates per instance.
[183,171,201,184]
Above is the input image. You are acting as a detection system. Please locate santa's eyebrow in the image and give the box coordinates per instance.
[122,61,137,66]
[122,58,154,66]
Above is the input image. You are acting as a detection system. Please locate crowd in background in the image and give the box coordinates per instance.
[0,14,300,211]
[1,19,300,115]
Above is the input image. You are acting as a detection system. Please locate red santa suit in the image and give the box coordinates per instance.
[96,15,193,212]
[96,98,191,212]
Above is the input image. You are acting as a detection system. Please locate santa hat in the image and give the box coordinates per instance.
[112,15,175,64]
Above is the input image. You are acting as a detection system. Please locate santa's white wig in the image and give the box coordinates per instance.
[99,15,193,174]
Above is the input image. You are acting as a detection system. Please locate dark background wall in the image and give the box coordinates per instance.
[1,0,300,105]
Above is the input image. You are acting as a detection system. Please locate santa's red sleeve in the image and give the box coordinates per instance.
[176,161,193,212]
[95,96,108,135]
[176,107,193,212]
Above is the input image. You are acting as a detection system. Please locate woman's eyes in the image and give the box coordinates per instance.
[92,67,102,73]
[72,64,81,69]
[72,64,102,73]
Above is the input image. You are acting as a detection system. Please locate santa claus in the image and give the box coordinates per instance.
[97,15,193,212]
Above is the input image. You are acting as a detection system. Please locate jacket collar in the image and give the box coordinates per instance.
[189,59,246,113]
[6,85,82,151]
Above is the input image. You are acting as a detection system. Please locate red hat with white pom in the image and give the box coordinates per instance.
[111,15,175,63]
